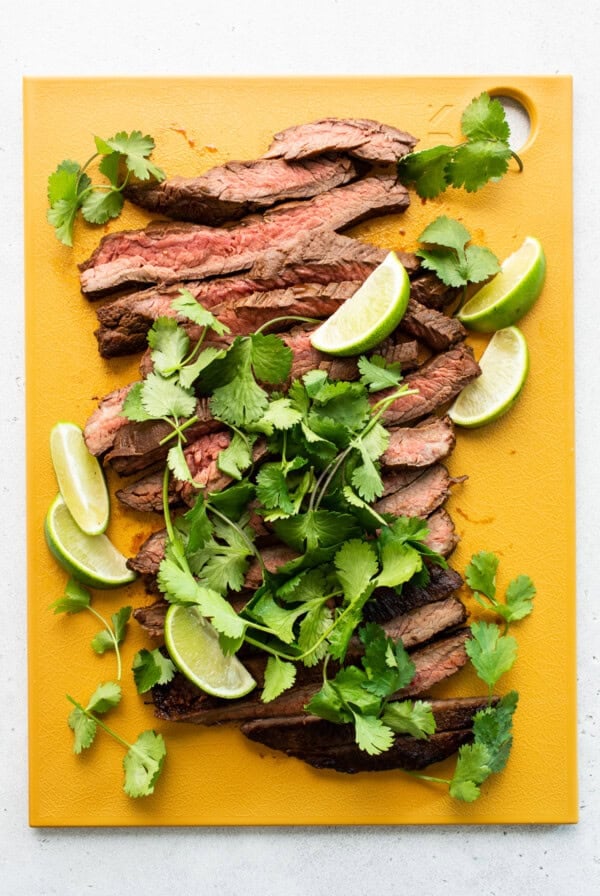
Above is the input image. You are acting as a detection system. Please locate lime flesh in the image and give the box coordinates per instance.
[50,421,110,535]
[448,327,529,428]
[458,237,546,333]
[310,252,411,356]
[45,494,136,589]
[164,604,256,699]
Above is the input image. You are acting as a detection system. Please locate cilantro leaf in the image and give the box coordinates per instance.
[148,317,190,377]
[461,92,510,142]
[132,648,176,694]
[297,603,333,666]
[50,578,91,614]
[250,333,293,384]
[448,140,512,192]
[273,510,360,553]
[502,575,536,623]
[417,217,499,289]
[123,730,167,798]
[359,623,416,696]
[466,621,518,690]
[382,700,436,739]
[217,432,255,481]
[350,447,384,502]
[80,189,124,225]
[91,605,131,655]
[167,441,193,483]
[206,482,255,521]
[334,540,378,603]
[140,372,197,420]
[465,551,499,600]
[397,145,454,199]
[86,681,122,715]
[98,131,166,182]
[158,554,200,604]
[305,679,348,724]
[122,382,153,422]
[210,339,269,426]
[358,355,403,392]
[352,713,395,755]
[472,691,518,773]
[46,161,92,246]
[261,656,297,703]
[179,346,227,390]
[449,742,493,802]
[68,706,97,754]
[250,397,303,435]
[245,589,311,644]
[171,289,230,336]
[187,516,255,594]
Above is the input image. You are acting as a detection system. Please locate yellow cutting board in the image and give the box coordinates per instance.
[24,76,575,826]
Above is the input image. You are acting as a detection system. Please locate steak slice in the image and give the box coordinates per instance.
[240,696,494,772]
[374,463,462,519]
[380,416,455,469]
[83,384,134,457]
[363,563,464,624]
[79,174,410,297]
[152,629,470,726]
[400,299,466,352]
[263,118,417,164]
[381,343,481,427]
[419,507,459,558]
[123,155,362,224]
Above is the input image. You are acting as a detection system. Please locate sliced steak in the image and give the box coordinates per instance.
[363,563,464,624]
[374,464,461,519]
[123,155,362,224]
[93,231,391,357]
[79,174,410,297]
[83,384,134,457]
[152,629,470,726]
[263,118,417,164]
[381,343,481,427]
[420,508,459,558]
[380,416,455,469]
[409,272,459,311]
[400,299,466,352]
[241,696,494,772]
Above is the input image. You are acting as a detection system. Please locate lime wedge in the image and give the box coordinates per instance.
[458,236,546,332]
[50,421,110,535]
[45,494,136,589]
[164,604,256,699]
[448,327,529,428]
[310,252,411,356]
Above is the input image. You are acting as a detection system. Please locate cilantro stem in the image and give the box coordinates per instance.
[254,316,321,335]
[66,695,132,751]
[401,769,451,786]
[510,149,523,172]
[162,465,177,546]
[85,606,122,680]
[158,416,199,446]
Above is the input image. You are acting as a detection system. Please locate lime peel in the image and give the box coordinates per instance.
[309,252,411,356]
[457,236,546,333]
[164,604,256,699]
[448,327,529,428]
[45,494,136,589]
[50,421,110,535]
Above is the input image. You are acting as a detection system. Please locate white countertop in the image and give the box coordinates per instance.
[2,1,599,893]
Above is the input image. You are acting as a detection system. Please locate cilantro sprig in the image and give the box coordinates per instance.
[416,216,500,303]
[66,688,166,798]
[398,92,523,199]
[50,578,131,680]
[47,131,165,245]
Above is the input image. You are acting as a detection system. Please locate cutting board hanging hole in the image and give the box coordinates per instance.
[493,95,531,151]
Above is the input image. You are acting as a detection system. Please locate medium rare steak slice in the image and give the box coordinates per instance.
[263,117,417,164]
[124,155,362,224]
[152,629,470,726]
[240,696,494,772]
[380,416,455,469]
[79,174,410,297]
[374,464,462,519]
[83,384,134,457]
[418,508,459,558]
[381,343,481,427]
